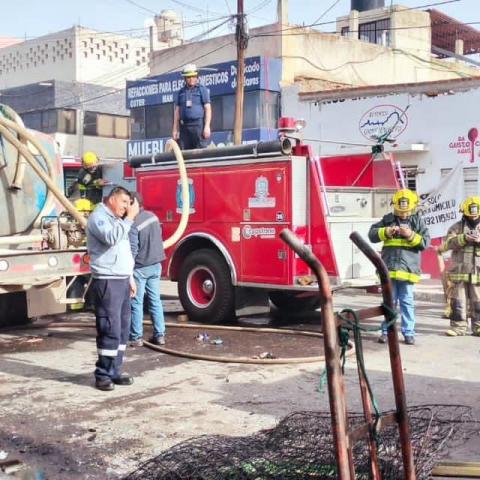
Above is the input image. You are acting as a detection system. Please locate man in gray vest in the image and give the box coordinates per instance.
[129,192,167,346]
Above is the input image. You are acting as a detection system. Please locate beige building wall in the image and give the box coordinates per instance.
[0,26,150,89]
[55,132,126,160]
[280,27,478,88]
[149,24,281,76]
[336,6,431,54]
[150,14,478,91]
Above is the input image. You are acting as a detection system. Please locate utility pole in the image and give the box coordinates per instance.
[233,0,247,145]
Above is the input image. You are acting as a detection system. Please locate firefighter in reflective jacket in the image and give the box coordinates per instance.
[441,196,480,337]
[68,151,107,204]
[369,189,430,345]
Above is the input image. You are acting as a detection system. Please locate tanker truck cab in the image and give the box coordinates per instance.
[130,117,399,324]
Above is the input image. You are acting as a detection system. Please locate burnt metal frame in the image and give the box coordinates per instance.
[280,229,415,480]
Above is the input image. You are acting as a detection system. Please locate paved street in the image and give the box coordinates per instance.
[0,288,478,479]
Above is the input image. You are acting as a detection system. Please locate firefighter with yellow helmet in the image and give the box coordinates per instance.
[369,189,430,345]
[440,195,480,337]
[68,151,108,204]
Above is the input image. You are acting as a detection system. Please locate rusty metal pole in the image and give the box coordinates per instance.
[344,309,382,480]
[350,232,416,480]
[280,229,353,480]
[233,0,246,145]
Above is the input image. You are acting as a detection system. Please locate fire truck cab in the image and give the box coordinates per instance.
[130,118,399,323]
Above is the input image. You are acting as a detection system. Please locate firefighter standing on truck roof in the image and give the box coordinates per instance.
[172,64,211,150]
[369,189,430,345]
[440,196,480,337]
[68,151,108,204]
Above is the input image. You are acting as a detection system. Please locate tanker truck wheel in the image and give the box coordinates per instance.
[178,249,234,323]
[269,292,320,313]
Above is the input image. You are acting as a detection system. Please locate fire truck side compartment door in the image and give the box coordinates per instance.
[328,219,377,280]
[239,157,306,284]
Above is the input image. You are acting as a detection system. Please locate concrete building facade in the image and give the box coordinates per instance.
[0,25,154,177]
[0,26,150,89]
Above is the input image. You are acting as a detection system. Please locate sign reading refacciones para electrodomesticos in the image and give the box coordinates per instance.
[126,56,281,108]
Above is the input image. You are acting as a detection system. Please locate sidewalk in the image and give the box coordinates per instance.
[414,278,445,303]
[162,280,446,303]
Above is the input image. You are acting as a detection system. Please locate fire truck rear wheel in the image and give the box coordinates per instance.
[178,249,234,323]
[269,292,320,314]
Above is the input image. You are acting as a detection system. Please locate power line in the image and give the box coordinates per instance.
[250,0,462,39]
[312,0,341,25]
[253,19,480,39]
[122,0,158,15]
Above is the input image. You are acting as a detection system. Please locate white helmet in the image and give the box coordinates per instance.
[182,63,198,77]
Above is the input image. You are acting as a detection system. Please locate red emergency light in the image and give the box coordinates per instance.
[278,117,307,136]
[278,117,296,131]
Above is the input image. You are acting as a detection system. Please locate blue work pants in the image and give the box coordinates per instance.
[92,278,131,381]
[179,120,207,150]
[130,263,165,340]
[382,279,416,337]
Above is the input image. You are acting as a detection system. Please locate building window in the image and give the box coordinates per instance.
[400,166,418,191]
[83,111,97,136]
[341,26,349,36]
[20,109,76,134]
[83,111,130,138]
[211,90,279,132]
[359,19,391,46]
[58,109,76,134]
[145,103,174,138]
[115,117,129,139]
[97,114,114,137]
[21,111,42,131]
[130,108,145,140]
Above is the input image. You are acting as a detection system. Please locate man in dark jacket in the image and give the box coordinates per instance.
[128,192,166,346]
[369,189,430,345]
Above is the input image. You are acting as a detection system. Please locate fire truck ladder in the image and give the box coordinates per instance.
[280,229,415,480]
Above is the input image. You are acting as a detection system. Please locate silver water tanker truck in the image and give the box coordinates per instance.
[0,105,90,325]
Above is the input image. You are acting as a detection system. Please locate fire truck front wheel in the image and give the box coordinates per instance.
[178,249,234,323]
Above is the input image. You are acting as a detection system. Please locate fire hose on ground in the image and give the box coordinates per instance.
[13,319,355,365]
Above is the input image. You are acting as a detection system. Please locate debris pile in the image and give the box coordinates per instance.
[124,405,478,480]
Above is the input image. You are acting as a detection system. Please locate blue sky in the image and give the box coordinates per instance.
[1,0,476,41]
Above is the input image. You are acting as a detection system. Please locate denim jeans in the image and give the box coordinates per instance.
[382,279,415,337]
[130,263,165,340]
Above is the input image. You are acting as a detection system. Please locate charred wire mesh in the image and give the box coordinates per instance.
[124,404,478,480]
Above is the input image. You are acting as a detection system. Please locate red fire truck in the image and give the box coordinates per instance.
[129,118,399,323]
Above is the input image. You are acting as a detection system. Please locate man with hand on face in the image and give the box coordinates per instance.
[369,189,430,345]
[87,186,140,391]
[441,196,480,338]
[172,64,211,150]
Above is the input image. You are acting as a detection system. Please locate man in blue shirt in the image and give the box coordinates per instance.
[87,186,139,391]
[172,63,211,150]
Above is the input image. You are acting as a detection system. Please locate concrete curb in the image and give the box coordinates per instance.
[414,290,445,303]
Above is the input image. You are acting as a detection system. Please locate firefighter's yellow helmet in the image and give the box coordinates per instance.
[74,198,94,213]
[82,151,98,167]
[181,63,198,77]
[461,196,480,217]
[391,189,418,215]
